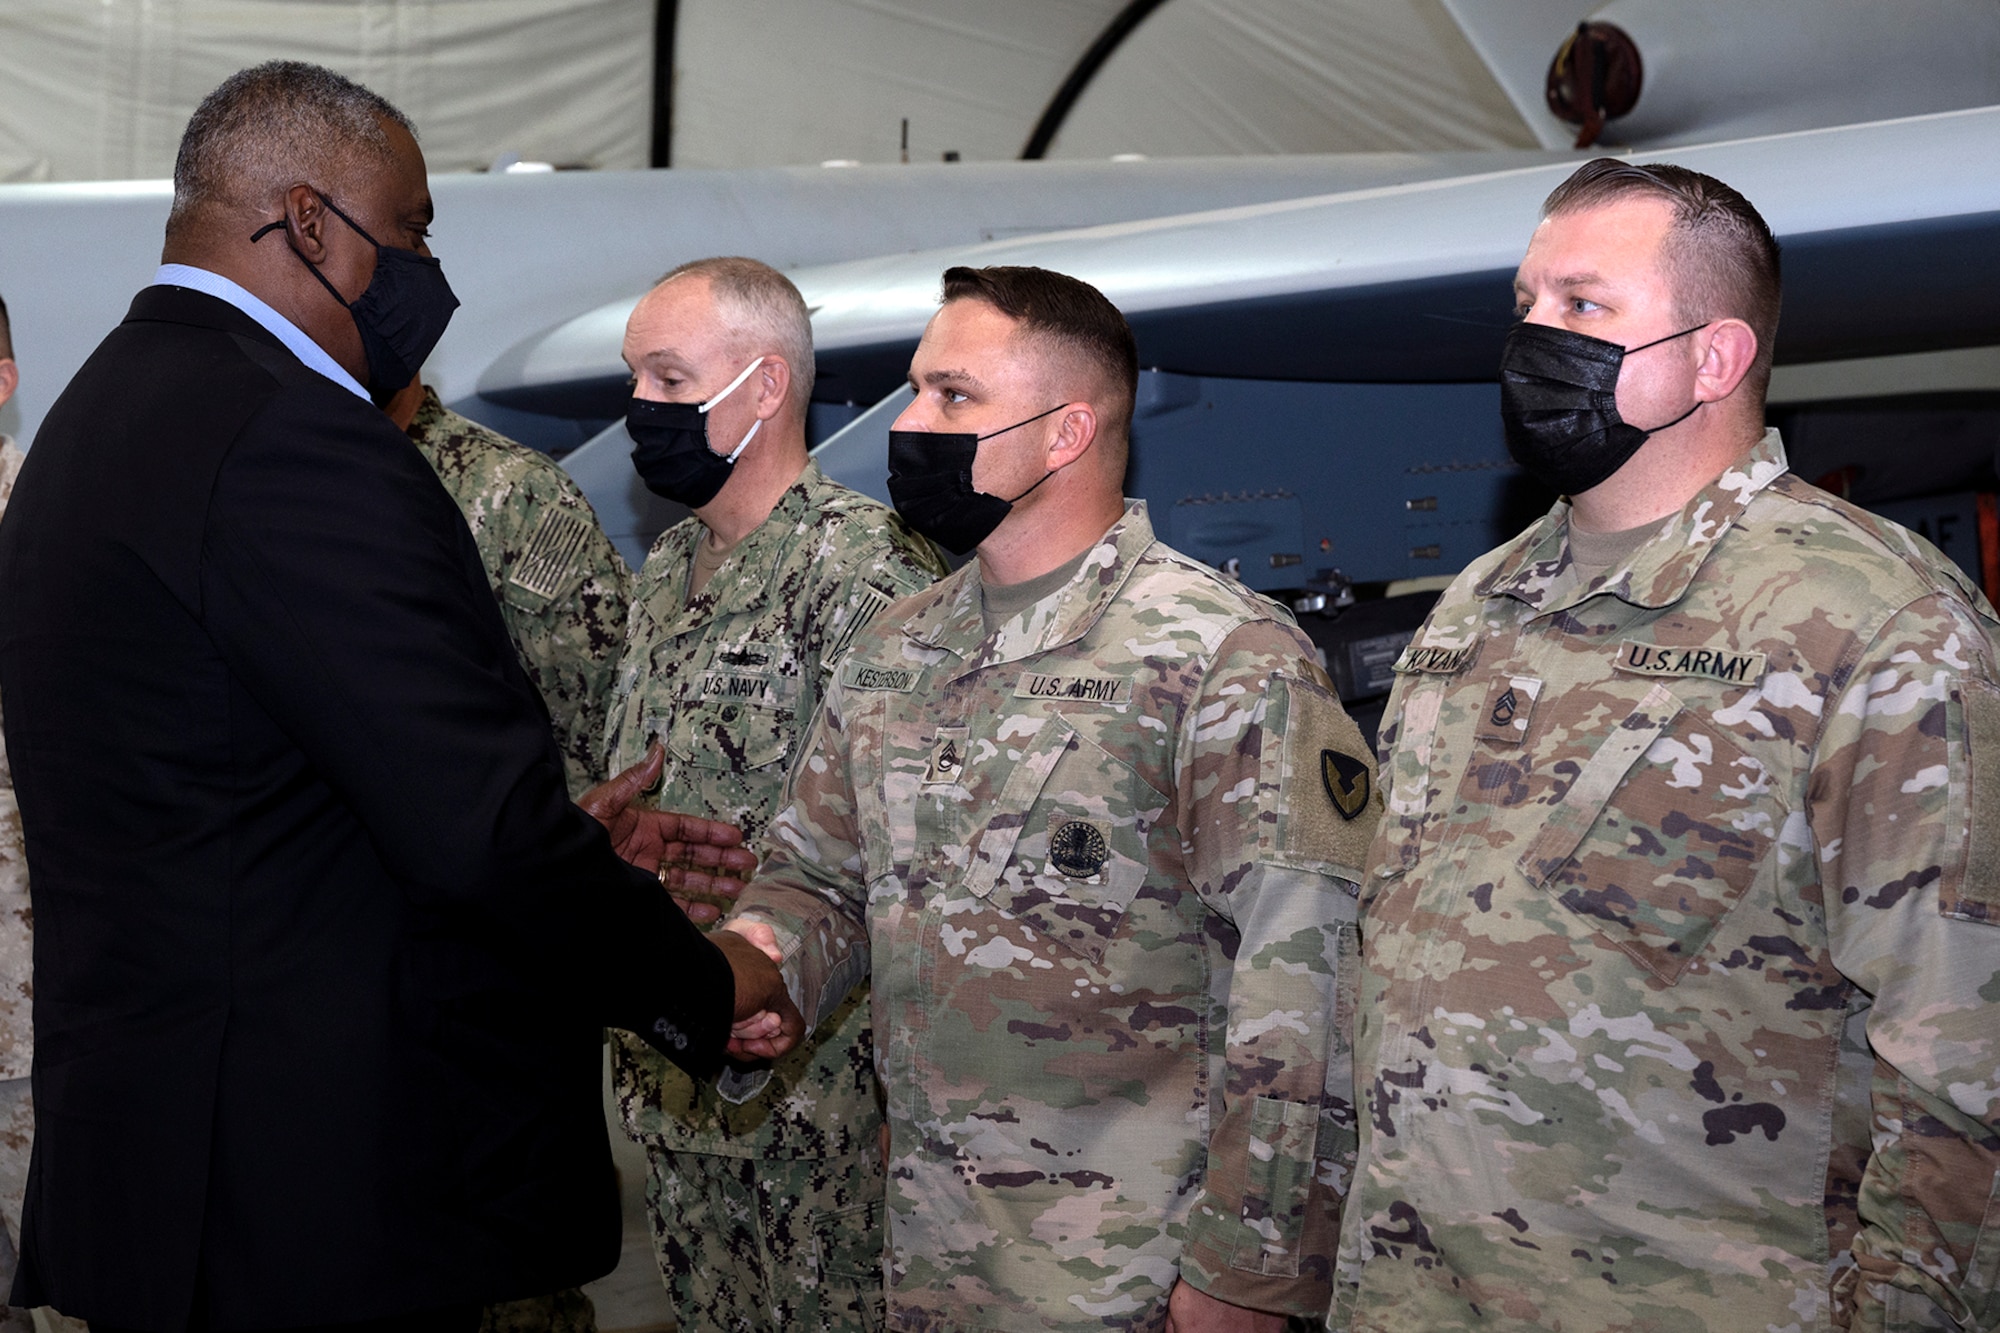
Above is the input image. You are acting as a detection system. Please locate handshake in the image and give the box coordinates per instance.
[580,741,806,1065]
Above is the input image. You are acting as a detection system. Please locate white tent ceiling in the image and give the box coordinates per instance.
[0,0,655,183]
[2,0,1997,184]
[1046,0,1538,158]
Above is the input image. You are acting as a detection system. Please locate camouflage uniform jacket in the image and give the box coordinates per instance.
[1337,430,2000,1333]
[607,458,945,1159]
[732,502,1381,1330]
[0,438,28,1080]
[407,389,630,796]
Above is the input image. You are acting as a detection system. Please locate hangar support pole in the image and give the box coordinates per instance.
[1020,0,1171,160]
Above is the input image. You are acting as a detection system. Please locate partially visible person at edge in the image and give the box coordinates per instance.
[1335,158,2000,1333]
[0,61,798,1333]
[384,378,631,799]
[724,264,1380,1332]
[379,381,633,1333]
[605,256,945,1332]
[0,295,89,1333]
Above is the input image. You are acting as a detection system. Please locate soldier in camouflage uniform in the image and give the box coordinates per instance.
[609,257,945,1332]
[723,266,1378,1331]
[387,381,631,797]
[1337,161,2000,1332]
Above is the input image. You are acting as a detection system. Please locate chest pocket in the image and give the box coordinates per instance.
[963,717,1161,965]
[663,699,794,772]
[1515,682,1777,985]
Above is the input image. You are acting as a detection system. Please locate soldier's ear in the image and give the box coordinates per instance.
[1694,319,1757,404]
[1046,403,1096,469]
[753,357,791,422]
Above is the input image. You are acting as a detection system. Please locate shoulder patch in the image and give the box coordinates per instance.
[1321,749,1371,820]
[509,508,590,599]
[821,584,898,672]
[1271,675,1379,878]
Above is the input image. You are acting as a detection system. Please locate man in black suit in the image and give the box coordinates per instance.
[0,62,799,1333]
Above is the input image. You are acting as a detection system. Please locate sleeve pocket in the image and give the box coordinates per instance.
[1229,1095,1317,1277]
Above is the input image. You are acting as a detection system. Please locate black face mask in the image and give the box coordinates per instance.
[886,404,1067,556]
[252,196,459,407]
[625,356,765,507]
[1498,321,1706,496]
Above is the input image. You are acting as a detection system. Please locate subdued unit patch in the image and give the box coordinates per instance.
[509,508,589,599]
[1279,676,1378,877]
[1322,750,1370,820]
[821,584,896,670]
[1048,817,1111,879]
[1949,679,2000,923]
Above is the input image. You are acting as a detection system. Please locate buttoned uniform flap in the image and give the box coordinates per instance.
[963,716,1163,964]
[659,698,794,772]
[1516,681,1781,984]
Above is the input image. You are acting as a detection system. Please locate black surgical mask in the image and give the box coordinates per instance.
[1498,321,1706,495]
[252,197,459,407]
[625,357,766,507]
[886,404,1067,555]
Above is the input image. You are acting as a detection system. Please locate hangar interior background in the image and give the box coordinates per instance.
[2,4,2000,1328]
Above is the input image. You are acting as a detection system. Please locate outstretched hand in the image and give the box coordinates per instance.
[712,925,804,1062]
[579,741,759,923]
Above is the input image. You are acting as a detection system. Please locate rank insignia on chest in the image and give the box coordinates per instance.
[1048,817,1111,879]
[924,728,969,785]
[1475,675,1543,746]
[1321,750,1371,821]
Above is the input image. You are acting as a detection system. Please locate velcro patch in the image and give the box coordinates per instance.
[924,727,969,786]
[695,670,778,703]
[844,662,918,691]
[1394,641,1478,675]
[1277,676,1378,879]
[1949,678,2000,924]
[1475,676,1542,746]
[1614,641,1767,687]
[822,585,898,670]
[1014,672,1133,705]
[509,508,590,599]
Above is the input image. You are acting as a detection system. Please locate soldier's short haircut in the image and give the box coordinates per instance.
[0,292,11,362]
[941,265,1139,446]
[1542,158,1782,399]
[657,256,816,414]
[168,61,411,241]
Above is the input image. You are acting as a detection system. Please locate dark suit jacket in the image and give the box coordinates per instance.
[0,286,734,1329]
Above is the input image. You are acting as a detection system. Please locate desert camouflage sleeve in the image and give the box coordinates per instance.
[1174,620,1380,1318]
[1814,592,2000,1332]
[729,678,873,1032]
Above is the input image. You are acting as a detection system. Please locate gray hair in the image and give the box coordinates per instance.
[657,257,816,415]
[168,61,412,239]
